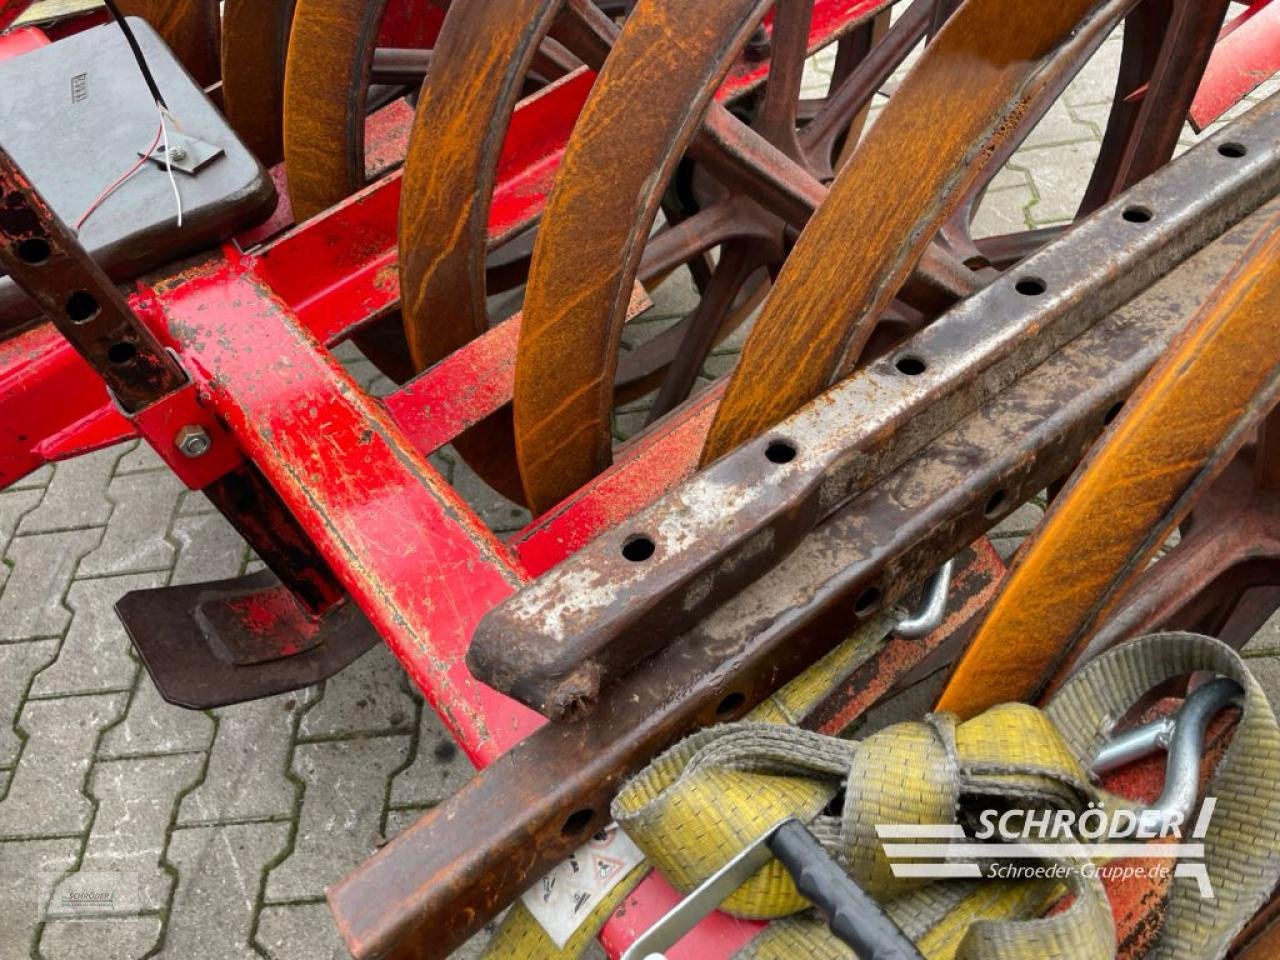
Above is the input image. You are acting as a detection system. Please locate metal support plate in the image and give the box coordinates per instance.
[0,17,275,335]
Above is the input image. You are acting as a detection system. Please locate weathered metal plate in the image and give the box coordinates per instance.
[118,570,380,709]
[0,17,275,334]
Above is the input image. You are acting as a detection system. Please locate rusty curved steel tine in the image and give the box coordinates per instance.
[399,0,564,371]
[221,0,295,165]
[282,0,388,220]
[396,0,569,505]
[700,0,1133,466]
[513,0,782,513]
[937,210,1280,719]
[118,0,221,86]
[1078,0,1233,216]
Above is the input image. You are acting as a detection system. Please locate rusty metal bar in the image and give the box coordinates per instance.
[470,96,1280,719]
[0,145,187,411]
[329,195,1280,960]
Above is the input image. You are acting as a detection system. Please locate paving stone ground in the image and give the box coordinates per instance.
[2,28,1280,960]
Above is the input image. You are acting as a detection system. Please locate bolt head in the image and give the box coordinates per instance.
[175,424,211,458]
[166,145,188,162]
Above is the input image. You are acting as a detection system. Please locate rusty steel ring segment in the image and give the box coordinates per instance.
[283,0,389,220]
[221,0,295,166]
[118,0,221,86]
[937,211,1280,720]
[399,0,571,374]
[397,0,613,504]
[513,0,894,514]
[700,0,1142,464]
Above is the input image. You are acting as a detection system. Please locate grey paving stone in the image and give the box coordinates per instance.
[0,527,100,642]
[1064,34,1123,107]
[30,572,165,698]
[78,470,186,577]
[0,836,80,959]
[0,487,43,549]
[10,462,54,491]
[160,821,291,960]
[18,445,122,535]
[39,917,165,960]
[1243,608,1280,657]
[115,439,168,475]
[1020,97,1100,150]
[1025,140,1103,225]
[389,703,475,810]
[0,692,125,838]
[256,902,353,960]
[178,691,310,826]
[971,185,1034,237]
[176,489,218,517]
[299,646,416,741]
[170,509,248,586]
[99,679,214,760]
[264,735,409,902]
[70,753,203,911]
[0,638,59,766]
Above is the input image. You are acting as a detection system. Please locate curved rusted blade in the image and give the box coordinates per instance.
[399,0,563,372]
[282,0,388,220]
[221,0,296,165]
[938,208,1280,719]
[511,0,776,514]
[700,0,1127,464]
[118,0,221,86]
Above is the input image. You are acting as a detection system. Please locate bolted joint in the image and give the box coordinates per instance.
[175,424,212,458]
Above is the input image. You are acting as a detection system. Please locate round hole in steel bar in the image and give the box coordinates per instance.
[1122,205,1153,223]
[1015,276,1047,296]
[716,692,746,716]
[621,535,656,563]
[984,489,1007,518]
[65,290,100,324]
[107,341,138,365]
[16,237,51,265]
[1218,141,1247,159]
[895,355,927,376]
[561,808,594,837]
[853,585,882,618]
[765,440,797,464]
[1104,400,1125,425]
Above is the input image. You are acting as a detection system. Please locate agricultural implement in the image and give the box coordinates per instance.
[3,0,1280,957]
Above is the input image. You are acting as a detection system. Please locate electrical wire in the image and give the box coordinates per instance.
[100,0,168,110]
[74,120,163,231]
[157,106,184,227]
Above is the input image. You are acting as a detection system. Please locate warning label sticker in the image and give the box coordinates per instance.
[521,824,646,948]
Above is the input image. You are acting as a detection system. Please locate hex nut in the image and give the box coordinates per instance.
[175,424,212,458]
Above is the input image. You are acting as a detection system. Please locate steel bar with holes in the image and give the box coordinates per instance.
[330,193,1280,960]
[469,98,1280,720]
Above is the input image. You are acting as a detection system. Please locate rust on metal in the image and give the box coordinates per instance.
[330,208,1263,954]
[700,0,1128,463]
[0,144,187,410]
[471,105,1280,719]
[939,206,1280,719]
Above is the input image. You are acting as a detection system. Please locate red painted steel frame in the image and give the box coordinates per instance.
[1190,0,1280,130]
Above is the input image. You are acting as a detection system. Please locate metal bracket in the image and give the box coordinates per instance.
[114,363,243,489]
[139,131,225,175]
